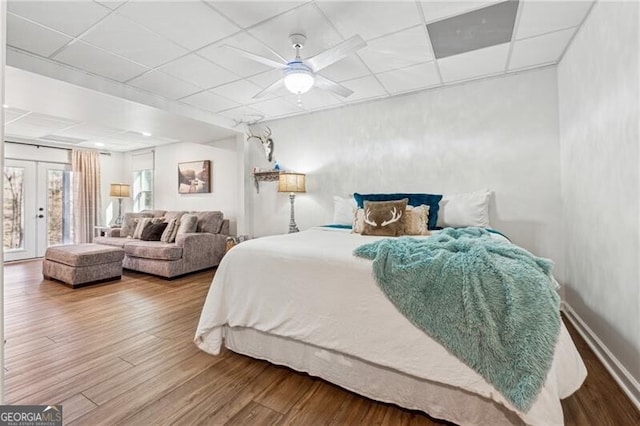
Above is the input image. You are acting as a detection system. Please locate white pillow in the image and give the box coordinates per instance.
[437,189,491,228]
[332,195,357,225]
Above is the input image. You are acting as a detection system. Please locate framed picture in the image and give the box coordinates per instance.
[178,160,211,194]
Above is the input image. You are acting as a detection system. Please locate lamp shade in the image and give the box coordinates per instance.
[110,183,131,198]
[278,173,306,193]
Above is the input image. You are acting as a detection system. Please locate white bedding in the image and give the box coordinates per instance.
[195,227,587,425]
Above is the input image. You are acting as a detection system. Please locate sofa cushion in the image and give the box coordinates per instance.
[140,209,167,218]
[93,236,128,248]
[163,211,188,223]
[192,211,224,234]
[124,241,183,261]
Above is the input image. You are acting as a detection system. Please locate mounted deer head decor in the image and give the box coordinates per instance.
[247,126,275,163]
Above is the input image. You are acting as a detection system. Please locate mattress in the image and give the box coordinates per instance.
[195,227,586,425]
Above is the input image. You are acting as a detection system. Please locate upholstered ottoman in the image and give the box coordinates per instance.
[43,244,124,288]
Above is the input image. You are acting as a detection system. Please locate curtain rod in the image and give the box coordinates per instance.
[5,140,112,156]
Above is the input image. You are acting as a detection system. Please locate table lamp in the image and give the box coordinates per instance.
[110,183,131,226]
[278,173,306,233]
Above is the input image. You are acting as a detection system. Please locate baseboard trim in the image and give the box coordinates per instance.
[561,301,640,411]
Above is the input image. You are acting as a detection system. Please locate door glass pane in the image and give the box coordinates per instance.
[47,169,74,246]
[4,166,25,250]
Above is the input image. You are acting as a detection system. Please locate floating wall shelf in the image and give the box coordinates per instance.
[253,170,280,193]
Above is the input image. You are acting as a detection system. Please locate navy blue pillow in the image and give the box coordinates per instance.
[354,193,443,230]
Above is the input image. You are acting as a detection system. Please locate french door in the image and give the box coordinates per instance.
[3,160,73,261]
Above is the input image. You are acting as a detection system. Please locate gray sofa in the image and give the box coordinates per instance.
[94,210,229,278]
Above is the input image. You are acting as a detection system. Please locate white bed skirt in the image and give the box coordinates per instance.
[224,326,524,426]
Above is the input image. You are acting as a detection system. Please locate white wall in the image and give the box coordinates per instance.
[249,68,564,279]
[558,0,640,396]
[152,140,243,235]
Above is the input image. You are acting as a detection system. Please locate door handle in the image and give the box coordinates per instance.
[38,215,44,219]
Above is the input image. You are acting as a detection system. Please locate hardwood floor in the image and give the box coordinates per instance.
[3,260,639,425]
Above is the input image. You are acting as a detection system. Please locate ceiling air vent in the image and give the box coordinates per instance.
[427,0,519,59]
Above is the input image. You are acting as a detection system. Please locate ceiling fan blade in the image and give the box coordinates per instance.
[306,35,367,72]
[253,78,285,99]
[314,75,354,98]
[222,44,288,69]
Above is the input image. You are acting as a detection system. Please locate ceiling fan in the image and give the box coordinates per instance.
[224,33,367,100]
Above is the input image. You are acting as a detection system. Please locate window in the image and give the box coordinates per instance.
[133,169,153,212]
[131,151,154,213]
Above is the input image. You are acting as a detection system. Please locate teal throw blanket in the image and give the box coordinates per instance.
[353,228,560,412]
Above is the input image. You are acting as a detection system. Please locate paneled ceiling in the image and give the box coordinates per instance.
[5,0,594,151]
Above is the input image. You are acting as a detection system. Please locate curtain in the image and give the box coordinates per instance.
[72,150,101,243]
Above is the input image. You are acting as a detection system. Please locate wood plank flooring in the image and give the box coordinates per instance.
[3,260,639,425]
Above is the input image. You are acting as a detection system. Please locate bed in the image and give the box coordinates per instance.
[195,227,586,425]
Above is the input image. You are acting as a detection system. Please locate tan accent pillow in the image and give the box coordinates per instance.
[361,199,408,237]
[176,214,198,235]
[160,218,178,243]
[352,208,364,234]
[404,205,431,236]
[121,212,152,237]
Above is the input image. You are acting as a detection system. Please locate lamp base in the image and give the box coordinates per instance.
[114,198,124,227]
[288,193,299,233]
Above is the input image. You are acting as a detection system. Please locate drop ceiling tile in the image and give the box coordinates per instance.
[317,1,421,41]
[516,1,593,39]
[358,26,434,73]
[7,13,73,57]
[117,1,239,50]
[5,113,78,139]
[319,55,371,82]
[284,88,344,111]
[180,91,240,113]
[7,0,111,37]
[420,1,500,23]
[198,32,274,77]
[339,75,387,102]
[250,98,303,118]
[216,105,265,122]
[209,1,305,28]
[248,69,285,89]
[81,13,188,68]
[127,71,201,100]
[509,27,575,70]
[161,54,240,90]
[438,43,509,83]
[4,108,31,124]
[52,124,125,140]
[377,62,441,94]
[247,2,343,59]
[94,1,127,10]
[211,80,268,105]
[53,41,148,82]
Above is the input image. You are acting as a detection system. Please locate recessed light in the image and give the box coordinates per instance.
[94,142,105,147]
[2,104,8,108]
[141,131,152,137]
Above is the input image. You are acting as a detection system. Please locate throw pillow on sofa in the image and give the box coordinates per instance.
[177,214,198,235]
[132,217,163,239]
[121,212,152,237]
[161,218,179,243]
[141,222,168,241]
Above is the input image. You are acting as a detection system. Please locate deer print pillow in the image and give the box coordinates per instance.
[361,199,408,237]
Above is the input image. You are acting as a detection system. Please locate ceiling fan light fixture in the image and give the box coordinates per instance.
[283,64,314,94]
